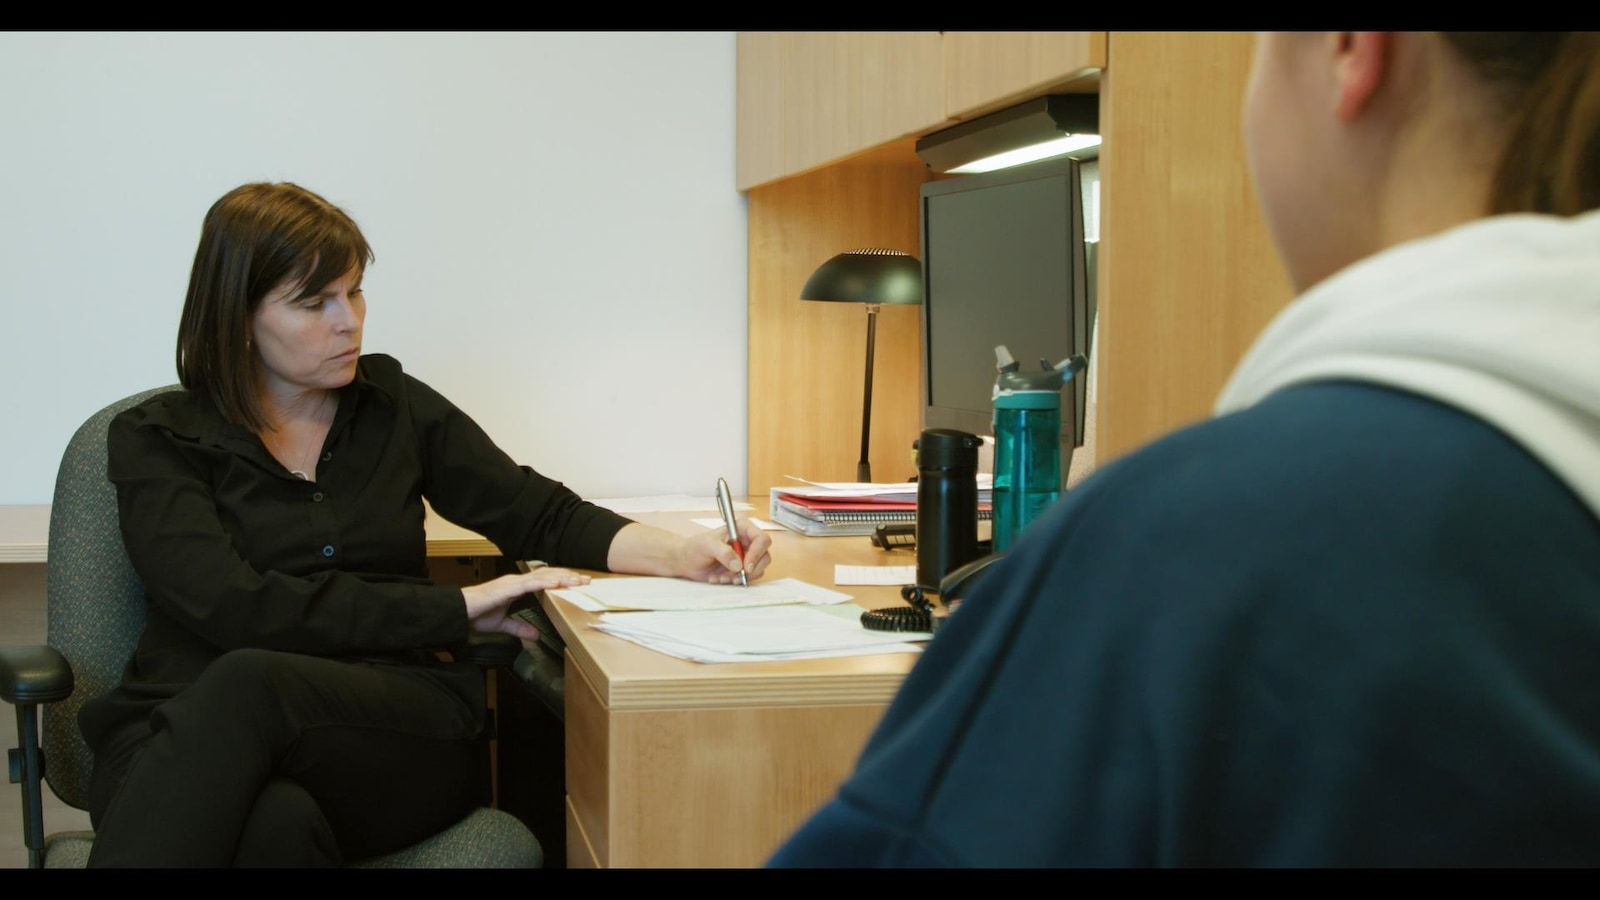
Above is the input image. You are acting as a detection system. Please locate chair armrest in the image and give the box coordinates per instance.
[449,632,523,670]
[510,644,565,722]
[0,645,74,706]
[1,644,72,869]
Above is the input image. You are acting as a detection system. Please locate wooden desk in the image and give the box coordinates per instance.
[0,505,51,564]
[0,502,498,564]
[541,506,919,868]
[419,501,501,558]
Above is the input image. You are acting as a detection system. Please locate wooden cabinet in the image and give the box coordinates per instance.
[737,32,1105,191]
[745,148,930,495]
[739,31,1293,492]
[735,32,786,193]
[942,31,1107,120]
[737,31,1110,494]
[1095,33,1292,459]
[782,32,945,179]
[736,32,944,192]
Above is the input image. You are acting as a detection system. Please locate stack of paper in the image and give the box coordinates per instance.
[780,474,994,503]
[547,576,850,612]
[593,605,930,664]
[545,575,930,663]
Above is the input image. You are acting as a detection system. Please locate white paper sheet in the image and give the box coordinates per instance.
[547,576,851,612]
[592,604,929,661]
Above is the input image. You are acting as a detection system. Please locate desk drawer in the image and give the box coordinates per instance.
[564,649,611,867]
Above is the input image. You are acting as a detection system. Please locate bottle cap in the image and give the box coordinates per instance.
[992,346,1089,398]
[914,428,982,469]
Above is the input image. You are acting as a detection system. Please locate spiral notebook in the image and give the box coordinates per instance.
[770,486,991,537]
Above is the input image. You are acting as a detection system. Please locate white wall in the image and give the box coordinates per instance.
[0,31,746,505]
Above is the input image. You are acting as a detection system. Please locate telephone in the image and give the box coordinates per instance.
[860,551,1006,633]
[871,523,917,550]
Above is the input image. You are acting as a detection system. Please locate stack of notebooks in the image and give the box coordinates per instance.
[769,478,993,537]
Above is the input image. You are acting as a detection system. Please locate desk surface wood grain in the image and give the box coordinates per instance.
[0,501,500,563]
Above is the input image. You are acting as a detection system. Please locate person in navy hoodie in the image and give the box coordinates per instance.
[769,32,1600,867]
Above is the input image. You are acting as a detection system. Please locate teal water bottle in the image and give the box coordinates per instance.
[990,345,1087,552]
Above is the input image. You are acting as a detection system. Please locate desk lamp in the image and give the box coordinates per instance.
[800,247,923,483]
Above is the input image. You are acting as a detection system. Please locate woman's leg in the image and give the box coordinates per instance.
[86,648,487,867]
[231,777,341,867]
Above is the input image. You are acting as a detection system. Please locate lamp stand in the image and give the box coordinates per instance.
[857,303,880,483]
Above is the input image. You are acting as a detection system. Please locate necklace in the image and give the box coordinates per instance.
[261,392,334,482]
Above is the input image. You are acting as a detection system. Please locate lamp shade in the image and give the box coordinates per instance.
[799,248,923,306]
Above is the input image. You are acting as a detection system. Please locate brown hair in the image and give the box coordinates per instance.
[1441,32,1600,216]
[175,182,374,431]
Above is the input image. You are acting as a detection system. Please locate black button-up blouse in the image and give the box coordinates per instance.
[79,353,631,750]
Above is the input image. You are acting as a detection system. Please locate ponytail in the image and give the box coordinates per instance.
[1442,32,1600,216]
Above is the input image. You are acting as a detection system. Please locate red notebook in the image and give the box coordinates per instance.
[771,490,990,522]
[775,494,917,513]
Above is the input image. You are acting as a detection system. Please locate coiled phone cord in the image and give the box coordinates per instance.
[859,584,939,632]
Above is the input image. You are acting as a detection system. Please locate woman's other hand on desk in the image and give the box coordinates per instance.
[461,567,592,640]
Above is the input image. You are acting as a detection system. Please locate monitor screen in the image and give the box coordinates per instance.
[919,154,1092,466]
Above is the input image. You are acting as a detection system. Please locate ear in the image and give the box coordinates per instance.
[1333,32,1389,121]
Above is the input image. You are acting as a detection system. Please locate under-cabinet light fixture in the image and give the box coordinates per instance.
[915,95,1100,175]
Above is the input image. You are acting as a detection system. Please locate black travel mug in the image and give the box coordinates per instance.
[914,428,983,592]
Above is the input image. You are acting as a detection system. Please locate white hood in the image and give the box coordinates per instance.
[1215,210,1600,519]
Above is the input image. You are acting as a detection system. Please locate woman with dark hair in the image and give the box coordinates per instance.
[770,32,1600,867]
[82,181,773,867]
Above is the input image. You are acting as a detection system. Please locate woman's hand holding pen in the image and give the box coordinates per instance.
[606,519,773,585]
[680,517,772,585]
[461,567,592,640]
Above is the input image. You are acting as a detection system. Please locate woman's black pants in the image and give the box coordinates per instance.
[84,647,489,867]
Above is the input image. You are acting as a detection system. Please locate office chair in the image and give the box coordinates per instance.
[0,386,543,868]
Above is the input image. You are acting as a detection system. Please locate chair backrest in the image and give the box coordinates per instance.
[43,385,181,809]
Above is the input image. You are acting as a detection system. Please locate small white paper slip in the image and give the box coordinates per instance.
[548,576,852,612]
[835,564,917,586]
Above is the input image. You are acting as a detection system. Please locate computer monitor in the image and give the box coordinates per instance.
[918,153,1095,479]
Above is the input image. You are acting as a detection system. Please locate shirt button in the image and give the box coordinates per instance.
[322,545,335,558]
[312,492,324,502]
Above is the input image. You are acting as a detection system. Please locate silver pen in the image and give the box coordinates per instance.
[716,476,749,586]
